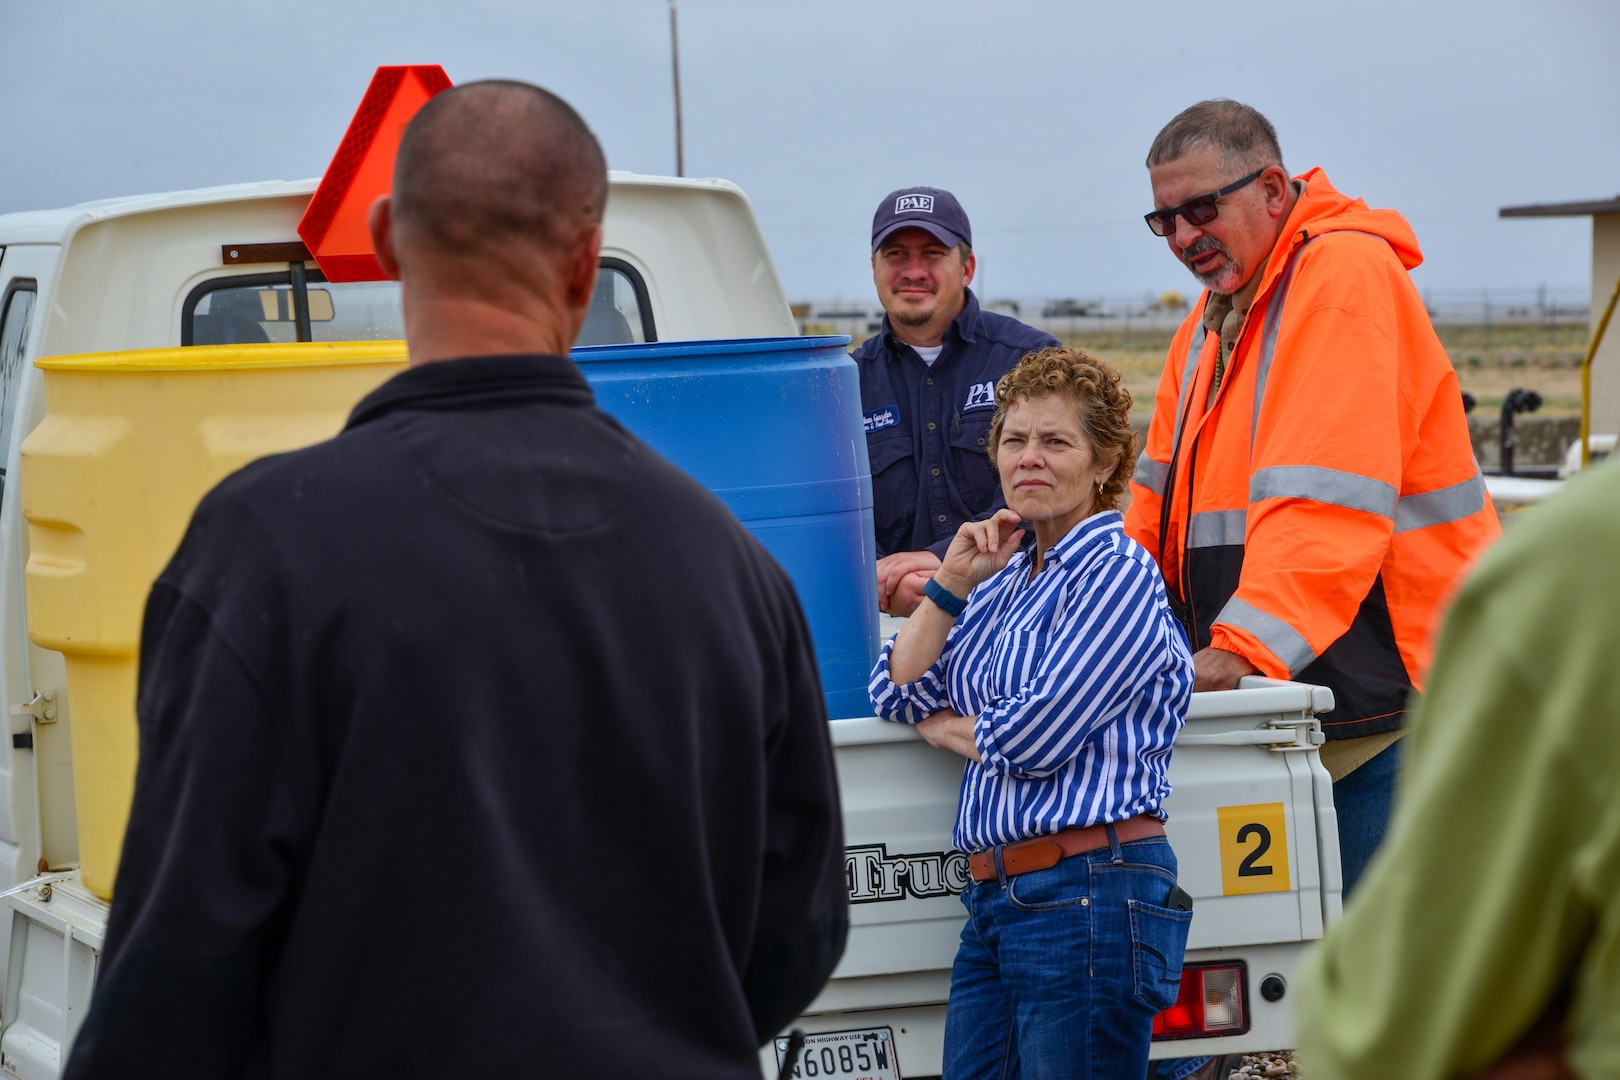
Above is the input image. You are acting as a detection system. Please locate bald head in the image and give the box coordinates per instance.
[372,81,609,363]
[391,80,607,266]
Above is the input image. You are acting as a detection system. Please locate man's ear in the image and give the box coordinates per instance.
[1261,166,1292,219]
[369,196,401,281]
[565,223,604,311]
[961,249,977,288]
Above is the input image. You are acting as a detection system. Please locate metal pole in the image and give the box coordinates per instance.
[669,0,684,177]
[1579,273,1620,470]
[288,260,313,343]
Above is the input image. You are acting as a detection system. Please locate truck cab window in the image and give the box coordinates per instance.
[185,261,653,347]
[186,274,404,345]
[0,284,37,481]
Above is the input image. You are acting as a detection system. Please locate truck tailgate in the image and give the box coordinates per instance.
[786,679,1339,1075]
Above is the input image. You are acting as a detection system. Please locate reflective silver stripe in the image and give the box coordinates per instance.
[1134,455,1170,496]
[1251,238,1314,451]
[1216,596,1317,676]
[1394,472,1488,532]
[1171,320,1207,439]
[1250,464,1398,519]
[1188,509,1247,549]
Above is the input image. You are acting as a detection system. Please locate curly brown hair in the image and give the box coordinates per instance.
[987,346,1138,513]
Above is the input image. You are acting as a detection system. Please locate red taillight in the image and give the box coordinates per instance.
[1152,962,1249,1040]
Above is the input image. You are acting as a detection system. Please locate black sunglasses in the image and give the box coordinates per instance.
[1143,168,1266,237]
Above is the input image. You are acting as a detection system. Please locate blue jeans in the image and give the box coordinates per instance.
[1333,737,1402,897]
[943,832,1191,1080]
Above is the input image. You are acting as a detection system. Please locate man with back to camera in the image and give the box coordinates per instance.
[855,187,1058,617]
[64,81,847,1080]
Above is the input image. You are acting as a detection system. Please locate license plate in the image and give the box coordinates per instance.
[773,1027,900,1079]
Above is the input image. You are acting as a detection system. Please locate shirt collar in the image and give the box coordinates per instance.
[953,288,983,344]
[345,353,594,431]
[1010,509,1123,572]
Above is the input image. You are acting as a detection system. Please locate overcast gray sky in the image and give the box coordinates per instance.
[4,0,1616,303]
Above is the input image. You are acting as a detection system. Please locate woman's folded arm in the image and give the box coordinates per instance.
[869,633,954,724]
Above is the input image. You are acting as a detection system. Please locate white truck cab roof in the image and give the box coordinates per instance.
[0,171,796,360]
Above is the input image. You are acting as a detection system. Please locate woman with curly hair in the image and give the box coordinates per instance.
[870,346,1196,1079]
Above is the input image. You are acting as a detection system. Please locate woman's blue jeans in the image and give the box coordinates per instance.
[942,832,1191,1080]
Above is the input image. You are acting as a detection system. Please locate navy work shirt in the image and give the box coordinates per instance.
[854,289,1058,559]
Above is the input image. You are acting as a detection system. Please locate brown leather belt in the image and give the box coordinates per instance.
[967,816,1166,883]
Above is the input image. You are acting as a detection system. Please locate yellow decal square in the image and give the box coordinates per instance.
[1216,802,1291,896]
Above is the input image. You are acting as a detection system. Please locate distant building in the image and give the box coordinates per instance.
[1500,194,1620,435]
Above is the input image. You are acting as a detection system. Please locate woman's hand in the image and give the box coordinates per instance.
[916,710,983,763]
[936,509,1026,598]
[888,511,1024,686]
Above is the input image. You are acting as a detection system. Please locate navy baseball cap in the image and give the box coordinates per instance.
[871,187,972,252]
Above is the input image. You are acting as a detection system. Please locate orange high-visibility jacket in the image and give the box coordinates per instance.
[1124,169,1500,739]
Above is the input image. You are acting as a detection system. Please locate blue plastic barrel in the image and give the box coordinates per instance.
[571,336,879,719]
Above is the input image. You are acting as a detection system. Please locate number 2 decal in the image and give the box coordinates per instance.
[1217,803,1291,895]
[1235,823,1273,877]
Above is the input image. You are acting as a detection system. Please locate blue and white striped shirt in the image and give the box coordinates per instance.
[869,511,1194,853]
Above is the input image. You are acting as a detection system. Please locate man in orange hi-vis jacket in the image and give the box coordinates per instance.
[1125,100,1500,907]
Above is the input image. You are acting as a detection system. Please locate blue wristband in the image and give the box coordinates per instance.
[923,577,968,618]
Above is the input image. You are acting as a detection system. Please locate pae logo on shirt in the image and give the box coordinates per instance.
[864,404,901,433]
[895,193,934,214]
[963,381,997,412]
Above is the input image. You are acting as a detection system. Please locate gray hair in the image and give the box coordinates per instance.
[1146,99,1285,175]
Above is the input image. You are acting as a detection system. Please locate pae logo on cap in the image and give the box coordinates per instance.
[895,193,935,214]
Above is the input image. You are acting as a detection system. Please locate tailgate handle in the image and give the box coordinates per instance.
[1176,721,1324,751]
[1177,730,1295,747]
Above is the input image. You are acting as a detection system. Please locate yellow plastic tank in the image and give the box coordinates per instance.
[20,341,408,899]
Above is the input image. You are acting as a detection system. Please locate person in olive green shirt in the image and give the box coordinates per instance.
[1297,463,1620,1079]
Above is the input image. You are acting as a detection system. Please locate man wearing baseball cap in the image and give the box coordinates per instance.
[855,187,1057,616]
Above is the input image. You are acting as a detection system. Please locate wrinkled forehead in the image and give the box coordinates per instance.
[1148,145,1230,209]
[1001,392,1088,435]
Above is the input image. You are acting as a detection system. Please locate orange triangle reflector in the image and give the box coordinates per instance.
[299,64,453,282]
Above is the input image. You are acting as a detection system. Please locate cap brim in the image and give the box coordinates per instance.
[872,221,966,252]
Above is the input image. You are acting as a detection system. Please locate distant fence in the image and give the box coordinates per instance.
[1417,286,1589,327]
[793,286,1591,339]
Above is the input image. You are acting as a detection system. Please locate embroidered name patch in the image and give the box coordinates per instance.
[895,193,934,214]
[864,404,901,433]
[962,381,997,411]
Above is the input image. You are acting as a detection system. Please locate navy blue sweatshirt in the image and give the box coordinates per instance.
[67,355,847,1080]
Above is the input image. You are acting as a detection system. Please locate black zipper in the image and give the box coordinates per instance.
[1181,438,1202,646]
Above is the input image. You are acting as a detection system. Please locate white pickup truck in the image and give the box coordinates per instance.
[0,174,1340,1079]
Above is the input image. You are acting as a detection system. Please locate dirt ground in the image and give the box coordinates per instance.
[1057,322,1589,422]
